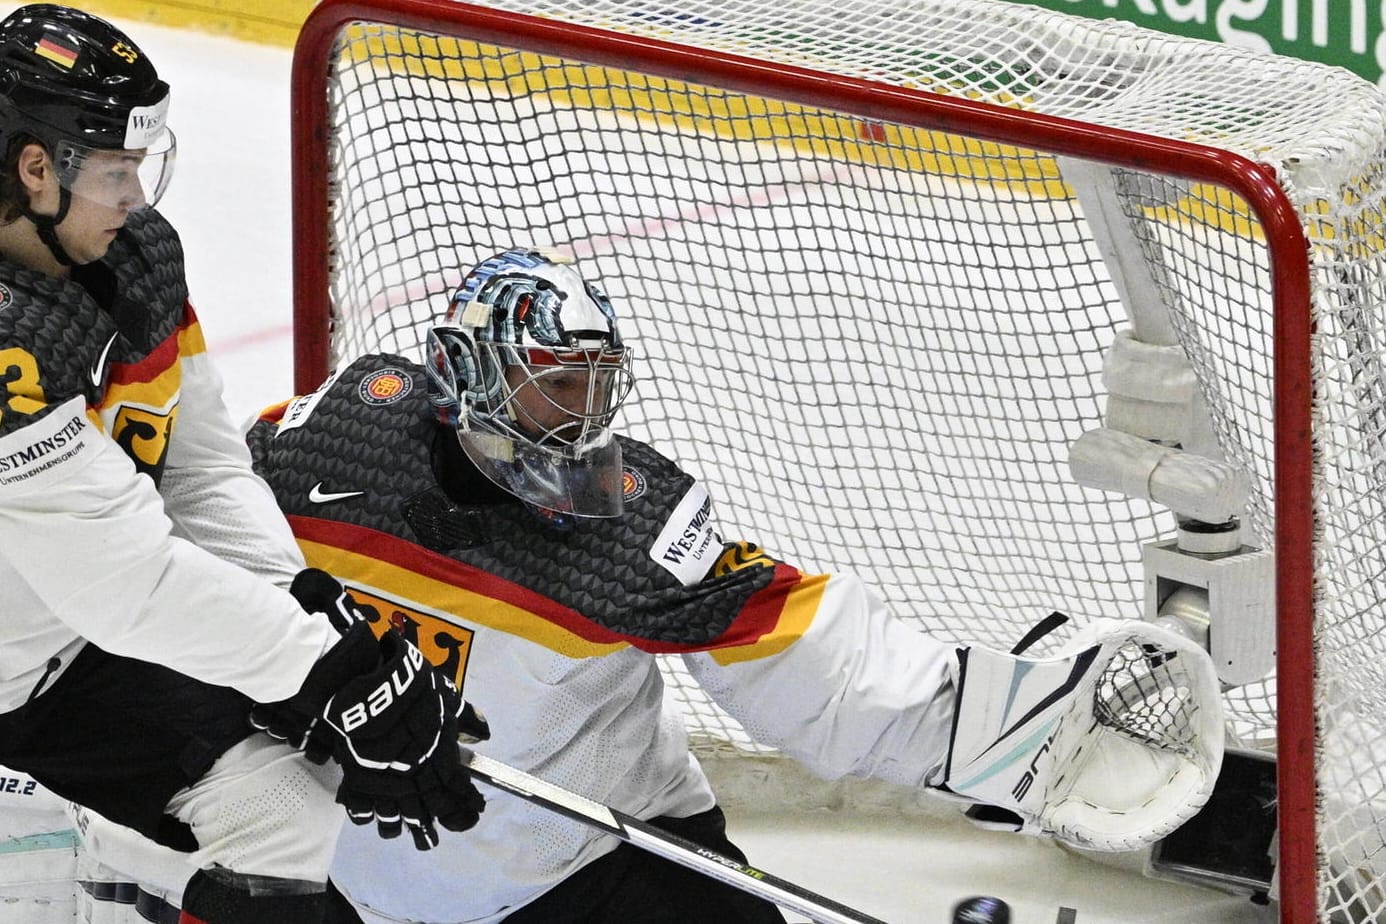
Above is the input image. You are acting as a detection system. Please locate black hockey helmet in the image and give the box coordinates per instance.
[0,4,170,154]
[0,5,175,263]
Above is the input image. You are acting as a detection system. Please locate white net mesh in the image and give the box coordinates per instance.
[295,1,1386,918]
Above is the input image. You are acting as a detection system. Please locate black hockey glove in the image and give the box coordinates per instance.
[318,622,489,849]
[249,568,365,762]
[250,569,490,850]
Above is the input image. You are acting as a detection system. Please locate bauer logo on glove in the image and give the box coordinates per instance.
[336,641,426,738]
[251,568,489,849]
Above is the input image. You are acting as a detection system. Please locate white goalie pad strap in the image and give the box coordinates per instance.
[943,618,1224,852]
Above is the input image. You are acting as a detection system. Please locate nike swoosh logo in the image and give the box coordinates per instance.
[91,333,118,387]
[309,482,365,504]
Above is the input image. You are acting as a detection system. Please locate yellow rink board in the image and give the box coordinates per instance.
[69,0,314,47]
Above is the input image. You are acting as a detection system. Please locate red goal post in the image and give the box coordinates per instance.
[288,0,1338,919]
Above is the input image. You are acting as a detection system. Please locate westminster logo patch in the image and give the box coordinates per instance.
[359,368,412,405]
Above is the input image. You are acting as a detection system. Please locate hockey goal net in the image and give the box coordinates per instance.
[291,0,1386,919]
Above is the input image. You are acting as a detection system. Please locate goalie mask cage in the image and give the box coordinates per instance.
[290,0,1386,920]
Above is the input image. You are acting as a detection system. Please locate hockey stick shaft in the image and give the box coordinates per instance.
[459,746,891,924]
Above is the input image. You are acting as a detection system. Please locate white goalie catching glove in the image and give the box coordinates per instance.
[940,617,1224,852]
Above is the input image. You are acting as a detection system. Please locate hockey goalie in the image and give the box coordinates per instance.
[234,247,1224,923]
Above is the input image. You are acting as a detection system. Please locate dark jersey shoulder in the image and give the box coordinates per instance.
[0,208,188,437]
[248,354,438,531]
[250,354,777,645]
[101,208,189,350]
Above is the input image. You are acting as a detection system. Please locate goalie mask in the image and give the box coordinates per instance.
[424,248,636,518]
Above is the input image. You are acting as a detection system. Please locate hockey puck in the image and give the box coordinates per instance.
[951,895,1011,923]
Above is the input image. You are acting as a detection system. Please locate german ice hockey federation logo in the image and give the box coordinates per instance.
[622,466,646,502]
[0,283,12,312]
[359,368,413,406]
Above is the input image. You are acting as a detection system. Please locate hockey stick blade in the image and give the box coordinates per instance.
[459,745,892,924]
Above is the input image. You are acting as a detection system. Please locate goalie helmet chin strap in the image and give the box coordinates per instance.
[21,186,75,268]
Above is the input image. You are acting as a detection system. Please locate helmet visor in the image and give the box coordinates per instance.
[57,127,176,210]
[458,426,625,518]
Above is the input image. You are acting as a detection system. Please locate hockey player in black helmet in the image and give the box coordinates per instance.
[0,3,175,268]
[0,7,487,924]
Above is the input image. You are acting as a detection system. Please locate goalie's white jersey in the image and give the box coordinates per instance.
[336,576,955,924]
[247,354,960,924]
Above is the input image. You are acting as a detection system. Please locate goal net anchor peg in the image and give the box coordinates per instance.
[1069,426,1274,689]
[1140,534,1274,689]
[1068,352,1273,688]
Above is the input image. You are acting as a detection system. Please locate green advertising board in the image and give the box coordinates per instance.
[1013,0,1386,88]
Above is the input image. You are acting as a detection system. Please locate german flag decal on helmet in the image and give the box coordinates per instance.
[33,35,78,69]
